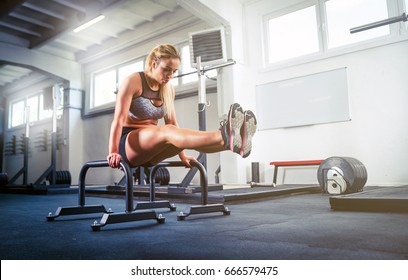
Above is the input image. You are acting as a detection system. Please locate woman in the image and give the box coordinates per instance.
[107,44,257,169]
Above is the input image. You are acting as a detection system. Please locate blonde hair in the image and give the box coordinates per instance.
[145,44,180,118]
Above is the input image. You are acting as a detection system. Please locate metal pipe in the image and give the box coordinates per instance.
[24,106,30,185]
[215,165,221,184]
[197,56,206,105]
[204,59,236,72]
[350,13,407,34]
[25,106,30,138]
[173,59,236,78]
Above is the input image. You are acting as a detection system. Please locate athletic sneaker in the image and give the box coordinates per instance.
[240,110,257,158]
[220,103,245,154]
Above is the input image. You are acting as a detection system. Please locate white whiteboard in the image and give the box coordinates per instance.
[256,68,350,130]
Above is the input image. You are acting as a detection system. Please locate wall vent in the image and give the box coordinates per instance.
[189,27,227,68]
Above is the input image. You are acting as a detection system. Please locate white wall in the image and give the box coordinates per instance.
[3,0,407,187]
[243,0,408,186]
[83,0,408,187]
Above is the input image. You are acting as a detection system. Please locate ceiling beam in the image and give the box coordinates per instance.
[22,2,67,21]
[0,21,41,37]
[54,38,88,51]
[69,32,103,45]
[9,11,55,30]
[178,0,229,27]
[150,0,175,13]
[76,7,201,63]
[28,0,122,49]
[52,0,87,14]
[0,0,26,19]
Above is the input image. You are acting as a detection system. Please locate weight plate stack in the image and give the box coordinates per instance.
[154,167,170,186]
[47,170,72,185]
[317,157,367,194]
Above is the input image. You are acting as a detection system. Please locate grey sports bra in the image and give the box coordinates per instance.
[128,72,164,121]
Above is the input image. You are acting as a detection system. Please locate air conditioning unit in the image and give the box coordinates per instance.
[189,27,227,68]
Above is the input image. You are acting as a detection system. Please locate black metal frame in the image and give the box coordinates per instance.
[47,159,230,230]
[34,132,58,186]
[8,135,29,185]
[136,160,230,220]
[46,160,165,231]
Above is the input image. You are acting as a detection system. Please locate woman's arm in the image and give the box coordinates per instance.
[107,74,139,168]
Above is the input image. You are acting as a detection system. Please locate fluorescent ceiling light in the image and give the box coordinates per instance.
[73,15,105,33]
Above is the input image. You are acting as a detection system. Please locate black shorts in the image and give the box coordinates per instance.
[119,127,138,165]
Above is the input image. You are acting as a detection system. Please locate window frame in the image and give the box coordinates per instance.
[90,67,118,110]
[7,91,57,130]
[8,98,26,129]
[262,0,408,70]
[88,58,146,114]
[263,1,323,66]
[85,43,215,117]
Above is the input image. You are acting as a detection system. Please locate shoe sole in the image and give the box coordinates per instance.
[241,110,257,158]
[228,103,244,154]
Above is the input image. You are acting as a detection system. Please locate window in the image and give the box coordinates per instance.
[264,0,406,67]
[26,95,39,122]
[405,0,408,29]
[326,0,389,49]
[10,100,25,128]
[39,94,54,120]
[180,45,197,84]
[92,69,116,108]
[89,45,205,114]
[91,59,144,109]
[118,61,144,88]
[171,45,198,87]
[267,5,319,63]
[8,91,57,129]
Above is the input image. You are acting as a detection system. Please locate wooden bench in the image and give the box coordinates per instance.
[270,160,324,185]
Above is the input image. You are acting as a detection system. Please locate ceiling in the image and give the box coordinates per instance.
[0,0,196,90]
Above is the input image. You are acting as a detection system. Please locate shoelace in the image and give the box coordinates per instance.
[218,115,228,128]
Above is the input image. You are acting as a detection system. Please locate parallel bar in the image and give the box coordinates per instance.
[78,160,133,211]
[179,153,205,188]
[47,159,165,230]
[149,160,208,205]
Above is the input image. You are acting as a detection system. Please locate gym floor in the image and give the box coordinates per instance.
[0,185,407,260]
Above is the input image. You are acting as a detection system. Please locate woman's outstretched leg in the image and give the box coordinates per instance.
[125,103,256,166]
[125,125,226,166]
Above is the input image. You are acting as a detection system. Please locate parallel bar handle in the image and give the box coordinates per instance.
[78,160,133,212]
